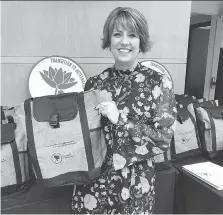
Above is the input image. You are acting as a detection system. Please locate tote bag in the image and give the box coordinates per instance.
[171,103,202,161]
[1,107,30,195]
[195,103,223,159]
[15,89,108,187]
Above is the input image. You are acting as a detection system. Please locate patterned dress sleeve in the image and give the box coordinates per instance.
[112,73,177,171]
[84,77,94,91]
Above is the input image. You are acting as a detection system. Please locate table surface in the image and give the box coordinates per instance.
[174,156,223,214]
[181,167,223,197]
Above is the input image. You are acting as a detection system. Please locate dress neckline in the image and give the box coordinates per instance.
[113,63,140,77]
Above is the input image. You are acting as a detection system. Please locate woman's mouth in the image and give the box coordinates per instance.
[118,48,131,53]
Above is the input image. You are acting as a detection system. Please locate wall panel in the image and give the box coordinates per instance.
[1,1,191,105]
[1,61,186,106]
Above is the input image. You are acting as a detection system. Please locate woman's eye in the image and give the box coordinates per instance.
[129,34,136,37]
[113,33,121,37]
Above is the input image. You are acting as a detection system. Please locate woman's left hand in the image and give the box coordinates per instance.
[95,101,119,124]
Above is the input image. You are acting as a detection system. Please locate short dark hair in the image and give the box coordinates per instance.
[101,7,152,53]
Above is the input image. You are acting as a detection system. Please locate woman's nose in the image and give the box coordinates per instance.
[120,35,130,45]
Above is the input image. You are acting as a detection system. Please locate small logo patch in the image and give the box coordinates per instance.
[51,153,62,164]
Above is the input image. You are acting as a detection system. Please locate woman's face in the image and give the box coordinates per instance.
[110,25,140,69]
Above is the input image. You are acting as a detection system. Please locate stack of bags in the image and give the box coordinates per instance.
[153,93,223,169]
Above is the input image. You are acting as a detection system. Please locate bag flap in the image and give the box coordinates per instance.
[33,93,78,122]
[175,94,198,107]
[200,100,218,108]
[1,123,15,144]
[206,106,223,119]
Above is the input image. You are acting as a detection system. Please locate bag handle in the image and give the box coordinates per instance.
[185,108,202,149]
[24,98,43,179]
[202,107,217,152]
[77,92,94,172]
[1,106,5,124]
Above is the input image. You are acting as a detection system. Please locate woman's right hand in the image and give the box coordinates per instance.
[95,101,120,125]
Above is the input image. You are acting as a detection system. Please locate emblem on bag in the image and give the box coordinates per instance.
[29,56,87,97]
[51,153,62,164]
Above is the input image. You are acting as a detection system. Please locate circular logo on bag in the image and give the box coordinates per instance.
[29,56,87,97]
[51,153,62,164]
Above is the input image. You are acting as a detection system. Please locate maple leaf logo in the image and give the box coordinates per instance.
[39,66,78,94]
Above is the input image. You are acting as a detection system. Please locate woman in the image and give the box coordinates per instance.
[72,7,176,214]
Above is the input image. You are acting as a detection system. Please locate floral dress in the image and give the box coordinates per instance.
[71,63,177,214]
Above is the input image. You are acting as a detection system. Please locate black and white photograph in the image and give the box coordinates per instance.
[1,1,223,214]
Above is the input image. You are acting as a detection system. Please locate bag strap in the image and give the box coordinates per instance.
[163,150,169,162]
[24,99,43,179]
[203,107,217,152]
[1,106,5,124]
[186,108,202,149]
[170,135,176,155]
[1,112,22,184]
[77,92,94,171]
[10,138,23,184]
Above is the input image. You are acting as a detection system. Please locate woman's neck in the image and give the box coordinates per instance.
[114,61,138,71]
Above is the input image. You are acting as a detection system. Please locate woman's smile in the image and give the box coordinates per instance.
[118,48,131,53]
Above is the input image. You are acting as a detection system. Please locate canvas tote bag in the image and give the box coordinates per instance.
[1,107,30,195]
[171,103,202,161]
[15,89,107,187]
[194,103,223,159]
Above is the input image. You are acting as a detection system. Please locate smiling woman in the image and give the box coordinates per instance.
[101,7,151,54]
[110,26,140,70]
[101,7,151,71]
[71,6,177,215]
